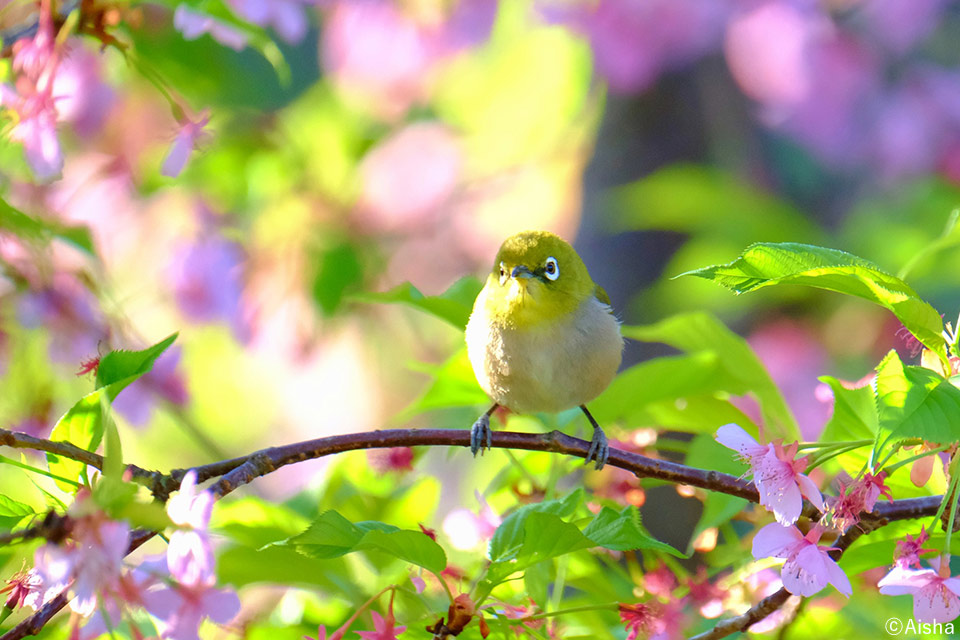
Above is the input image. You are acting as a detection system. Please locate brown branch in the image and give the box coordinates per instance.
[169,428,761,501]
[0,427,948,640]
[0,428,164,492]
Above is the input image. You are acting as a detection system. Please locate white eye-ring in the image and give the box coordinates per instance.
[499,262,508,285]
[544,256,559,281]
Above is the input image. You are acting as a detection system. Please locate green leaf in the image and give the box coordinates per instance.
[47,334,179,492]
[311,241,364,316]
[874,350,960,453]
[211,497,311,548]
[354,529,447,574]
[516,512,592,561]
[0,495,36,530]
[489,489,583,562]
[0,196,95,254]
[523,561,551,609]
[47,390,104,491]
[102,416,124,480]
[611,165,816,240]
[353,277,483,330]
[590,352,749,424]
[281,511,445,573]
[218,545,361,597]
[583,506,684,556]
[285,510,370,558]
[624,312,798,438]
[818,376,878,442]
[397,348,488,419]
[96,333,179,399]
[683,242,947,365]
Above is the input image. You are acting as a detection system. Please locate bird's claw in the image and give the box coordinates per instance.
[470,413,493,457]
[585,428,610,471]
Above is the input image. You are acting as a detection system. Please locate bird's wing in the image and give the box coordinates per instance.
[594,284,613,308]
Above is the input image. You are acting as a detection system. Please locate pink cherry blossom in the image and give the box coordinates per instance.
[618,602,661,640]
[162,111,212,178]
[166,471,216,588]
[1,567,44,610]
[2,0,65,181]
[305,625,344,640]
[751,523,851,597]
[357,610,406,640]
[879,557,960,624]
[830,471,893,531]
[895,528,934,569]
[2,83,63,181]
[143,581,241,640]
[34,515,131,616]
[715,424,824,525]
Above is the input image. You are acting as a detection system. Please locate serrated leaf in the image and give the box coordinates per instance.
[285,510,368,558]
[874,350,960,454]
[48,334,178,493]
[353,277,483,330]
[683,242,948,366]
[354,529,447,574]
[489,489,584,562]
[281,511,443,573]
[96,333,179,399]
[0,495,36,530]
[583,506,684,556]
[624,312,797,438]
[516,512,592,561]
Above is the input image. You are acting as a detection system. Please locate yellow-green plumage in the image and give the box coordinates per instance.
[465,231,623,461]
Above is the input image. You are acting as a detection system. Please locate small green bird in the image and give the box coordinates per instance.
[465,230,624,469]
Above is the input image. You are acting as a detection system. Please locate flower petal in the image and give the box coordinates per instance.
[825,555,852,597]
[756,454,803,525]
[795,473,824,512]
[879,566,937,595]
[914,581,960,625]
[715,424,766,459]
[781,543,828,597]
[752,522,802,559]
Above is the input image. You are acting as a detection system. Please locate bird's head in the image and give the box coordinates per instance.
[483,230,596,327]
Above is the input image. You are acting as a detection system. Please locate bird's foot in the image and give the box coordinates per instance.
[470,413,493,457]
[585,427,610,471]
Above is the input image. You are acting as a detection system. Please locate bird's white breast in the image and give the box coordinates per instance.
[465,293,623,414]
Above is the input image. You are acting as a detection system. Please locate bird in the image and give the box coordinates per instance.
[464,230,624,470]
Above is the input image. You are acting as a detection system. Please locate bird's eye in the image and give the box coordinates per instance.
[499,262,507,285]
[544,256,559,281]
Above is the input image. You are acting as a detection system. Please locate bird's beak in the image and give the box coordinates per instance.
[511,265,535,279]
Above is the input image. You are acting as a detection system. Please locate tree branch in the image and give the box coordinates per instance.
[0,427,947,640]
[0,428,164,491]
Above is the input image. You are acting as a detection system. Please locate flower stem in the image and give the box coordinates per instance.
[885,445,952,475]
[516,603,619,621]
